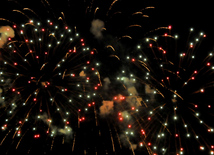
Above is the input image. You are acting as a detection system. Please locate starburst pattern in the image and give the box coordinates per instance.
[0,11,100,153]
[105,27,214,154]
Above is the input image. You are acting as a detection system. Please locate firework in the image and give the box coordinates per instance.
[103,26,214,154]
[0,4,101,154]
[1,1,213,155]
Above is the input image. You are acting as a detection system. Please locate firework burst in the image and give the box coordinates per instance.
[0,4,101,154]
[103,26,214,154]
[1,1,214,155]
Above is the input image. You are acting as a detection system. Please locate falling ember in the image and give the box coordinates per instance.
[141,129,145,135]
[34,134,40,138]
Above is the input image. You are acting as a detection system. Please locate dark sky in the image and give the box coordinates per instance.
[1,0,213,34]
[155,1,213,33]
[52,1,213,47]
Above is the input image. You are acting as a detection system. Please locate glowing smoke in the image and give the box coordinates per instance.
[99,100,114,116]
[145,85,156,102]
[103,77,111,90]
[0,26,15,48]
[90,19,105,39]
[79,70,86,77]
[38,113,73,137]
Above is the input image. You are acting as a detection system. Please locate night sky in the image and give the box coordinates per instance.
[0,0,214,155]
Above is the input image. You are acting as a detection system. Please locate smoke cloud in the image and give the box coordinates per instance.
[103,77,111,90]
[145,85,156,102]
[99,100,114,116]
[0,88,3,104]
[79,70,86,77]
[90,19,105,39]
[38,113,73,138]
[0,26,15,48]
